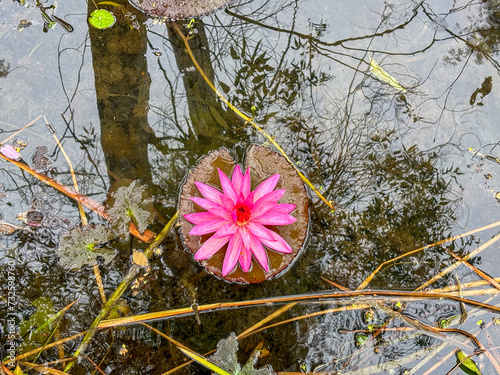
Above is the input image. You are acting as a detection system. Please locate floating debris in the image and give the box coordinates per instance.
[369,57,406,92]
[107,180,155,239]
[128,0,232,19]
[0,144,22,160]
[0,220,26,234]
[58,224,117,270]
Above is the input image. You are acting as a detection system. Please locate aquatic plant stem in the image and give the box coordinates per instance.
[95,289,500,330]
[172,23,335,212]
[64,211,178,373]
[0,152,156,242]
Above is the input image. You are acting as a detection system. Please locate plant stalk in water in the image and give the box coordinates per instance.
[63,211,179,372]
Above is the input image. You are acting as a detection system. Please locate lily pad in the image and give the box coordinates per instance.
[88,9,116,29]
[179,145,309,283]
[58,224,117,270]
[107,180,155,239]
[128,0,232,19]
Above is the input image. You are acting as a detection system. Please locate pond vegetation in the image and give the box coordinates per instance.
[2,0,500,374]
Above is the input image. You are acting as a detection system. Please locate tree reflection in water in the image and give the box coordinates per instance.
[2,0,500,373]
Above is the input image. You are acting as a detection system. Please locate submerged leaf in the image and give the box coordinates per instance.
[369,57,406,92]
[107,180,155,239]
[132,248,149,268]
[88,9,116,29]
[18,297,55,356]
[210,333,273,375]
[58,224,116,270]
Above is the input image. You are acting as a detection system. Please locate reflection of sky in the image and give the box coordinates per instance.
[1,0,500,372]
[0,0,499,250]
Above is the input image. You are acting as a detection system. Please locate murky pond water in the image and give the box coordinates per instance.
[2,0,500,374]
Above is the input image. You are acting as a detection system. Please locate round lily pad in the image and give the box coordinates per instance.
[88,9,116,30]
[179,145,309,283]
[128,0,232,19]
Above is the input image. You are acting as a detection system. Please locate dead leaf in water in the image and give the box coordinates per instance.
[132,248,149,268]
[0,220,25,234]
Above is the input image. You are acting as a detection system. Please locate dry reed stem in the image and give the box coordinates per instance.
[171,23,335,211]
[416,232,500,291]
[444,247,500,291]
[96,290,500,330]
[357,220,500,291]
[20,361,69,375]
[238,302,297,339]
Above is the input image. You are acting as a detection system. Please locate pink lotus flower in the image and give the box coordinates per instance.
[184,166,297,276]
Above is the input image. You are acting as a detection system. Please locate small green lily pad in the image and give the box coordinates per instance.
[88,9,116,30]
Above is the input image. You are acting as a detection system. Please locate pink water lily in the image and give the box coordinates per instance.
[184,166,297,276]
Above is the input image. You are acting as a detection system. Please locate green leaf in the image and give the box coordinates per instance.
[17,297,55,356]
[107,180,155,238]
[58,224,117,270]
[88,9,116,30]
[369,57,406,92]
[178,347,233,375]
[456,350,481,375]
[356,334,369,347]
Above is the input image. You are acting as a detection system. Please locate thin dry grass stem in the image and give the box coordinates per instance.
[357,220,500,291]
[20,361,70,375]
[1,363,15,375]
[445,349,485,375]
[238,302,297,339]
[474,320,500,373]
[141,323,191,352]
[432,278,500,294]
[171,23,335,212]
[0,115,43,145]
[321,277,352,292]
[0,150,156,242]
[416,232,500,291]
[444,246,500,291]
[45,116,107,305]
[83,355,106,375]
[97,290,500,330]
[44,116,87,225]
